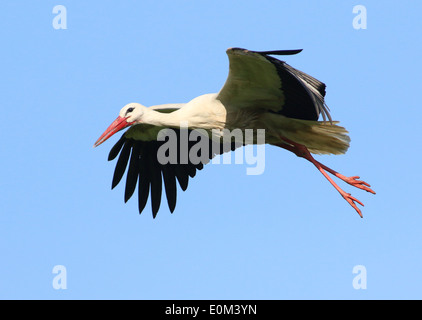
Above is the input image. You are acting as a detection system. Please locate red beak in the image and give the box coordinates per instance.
[94,116,131,147]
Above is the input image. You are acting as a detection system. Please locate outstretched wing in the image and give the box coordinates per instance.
[216,48,331,122]
[107,124,239,218]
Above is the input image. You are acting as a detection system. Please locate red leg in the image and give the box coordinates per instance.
[276,138,375,218]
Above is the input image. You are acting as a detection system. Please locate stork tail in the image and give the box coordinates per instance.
[267,115,351,155]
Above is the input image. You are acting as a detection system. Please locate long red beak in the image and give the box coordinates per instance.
[94,116,131,147]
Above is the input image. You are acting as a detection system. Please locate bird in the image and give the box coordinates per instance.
[94,47,375,218]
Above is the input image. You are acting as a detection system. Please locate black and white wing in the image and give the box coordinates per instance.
[216,48,331,122]
[107,106,239,218]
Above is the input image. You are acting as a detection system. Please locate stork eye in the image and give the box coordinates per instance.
[126,107,134,114]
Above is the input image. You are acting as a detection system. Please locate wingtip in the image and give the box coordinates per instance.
[258,49,303,56]
[226,48,303,56]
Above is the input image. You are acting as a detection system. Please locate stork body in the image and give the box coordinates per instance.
[95,48,375,218]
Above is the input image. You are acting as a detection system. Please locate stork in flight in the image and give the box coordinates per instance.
[94,48,375,218]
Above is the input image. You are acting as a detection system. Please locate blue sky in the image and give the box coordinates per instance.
[1,0,421,299]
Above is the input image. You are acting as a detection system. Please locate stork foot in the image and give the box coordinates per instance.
[341,191,364,218]
[340,175,376,194]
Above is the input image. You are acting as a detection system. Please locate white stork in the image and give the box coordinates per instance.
[94,48,375,218]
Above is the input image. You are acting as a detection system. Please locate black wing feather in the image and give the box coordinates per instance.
[174,165,189,191]
[259,52,331,122]
[107,129,235,218]
[124,142,140,203]
[162,165,177,213]
[137,151,150,214]
[111,139,133,189]
[148,145,162,218]
[255,49,303,56]
[108,135,126,161]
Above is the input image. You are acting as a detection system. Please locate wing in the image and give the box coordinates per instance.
[216,48,331,122]
[107,125,239,218]
[149,103,186,113]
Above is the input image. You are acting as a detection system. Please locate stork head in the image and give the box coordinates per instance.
[94,103,147,147]
[119,103,148,123]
